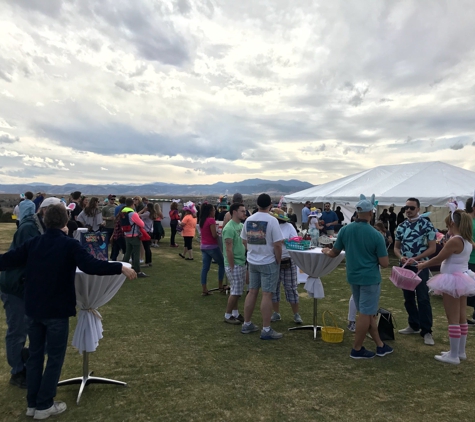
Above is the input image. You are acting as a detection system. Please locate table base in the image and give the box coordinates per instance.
[58,352,127,404]
[288,298,321,340]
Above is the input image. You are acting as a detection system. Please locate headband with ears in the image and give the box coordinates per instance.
[448,202,457,222]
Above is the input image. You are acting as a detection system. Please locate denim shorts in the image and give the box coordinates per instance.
[248,262,279,293]
[350,283,381,315]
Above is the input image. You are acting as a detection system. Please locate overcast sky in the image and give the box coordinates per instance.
[0,0,474,185]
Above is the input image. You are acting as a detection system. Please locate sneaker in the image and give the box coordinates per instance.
[33,402,67,420]
[137,272,149,278]
[467,319,475,326]
[434,353,460,365]
[398,326,420,335]
[441,351,467,360]
[260,328,283,340]
[241,323,259,334]
[140,259,144,264]
[350,347,375,359]
[26,407,36,417]
[424,333,435,345]
[236,314,244,323]
[270,312,281,322]
[347,321,356,333]
[224,316,241,325]
[293,313,303,324]
[9,370,27,389]
[376,343,394,357]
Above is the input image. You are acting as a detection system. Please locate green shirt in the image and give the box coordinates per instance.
[470,218,475,265]
[334,221,388,286]
[222,220,246,267]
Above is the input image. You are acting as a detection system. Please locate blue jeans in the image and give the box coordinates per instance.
[1,293,29,374]
[26,317,69,410]
[402,267,432,336]
[200,248,224,285]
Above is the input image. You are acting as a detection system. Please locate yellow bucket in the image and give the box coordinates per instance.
[321,311,344,343]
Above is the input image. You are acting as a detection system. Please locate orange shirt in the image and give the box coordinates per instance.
[182,214,196,237]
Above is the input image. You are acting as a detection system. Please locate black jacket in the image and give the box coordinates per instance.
[0,228,122,319]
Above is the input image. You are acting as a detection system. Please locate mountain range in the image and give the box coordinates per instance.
[0,179,313,197]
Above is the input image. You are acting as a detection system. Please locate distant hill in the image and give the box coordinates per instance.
[0,179,313,196]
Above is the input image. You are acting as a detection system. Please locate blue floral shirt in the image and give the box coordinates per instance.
[395,217,436,261]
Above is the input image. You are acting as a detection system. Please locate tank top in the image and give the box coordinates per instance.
[440,235,472,274]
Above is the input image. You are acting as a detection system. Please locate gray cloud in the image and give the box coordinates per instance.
[450,142,464,150]
[5,0,63,17]
[0,134,18,144]
[115,81,135,92]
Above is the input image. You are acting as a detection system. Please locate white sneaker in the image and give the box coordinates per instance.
[26,407,36,417]
[270,312,281,322]
[398,326,420,334]
[34,402,67,420]
[441,351,466,360]
[424,333,435,345]
[434,353,460,365]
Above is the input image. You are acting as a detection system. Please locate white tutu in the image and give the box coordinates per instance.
[427,271,475,298]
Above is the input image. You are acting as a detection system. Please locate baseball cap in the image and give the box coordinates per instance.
[40,197,62,208]
[257,193,272,208]
[356,194,376,213]
[232,192,243,203]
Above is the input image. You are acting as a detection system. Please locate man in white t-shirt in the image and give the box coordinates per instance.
[240,193,284,340]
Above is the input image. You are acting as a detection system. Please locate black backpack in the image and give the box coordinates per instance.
[118,210,134,232]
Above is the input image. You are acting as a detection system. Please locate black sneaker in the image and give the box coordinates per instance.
[236,314,244,323]
[224,316,241,325]
[137,272,149,278]
[467,319,475,325]
[9,370,27,389]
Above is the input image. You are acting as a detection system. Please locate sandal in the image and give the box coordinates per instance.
[185,258,194,260]
[201,291,213,296]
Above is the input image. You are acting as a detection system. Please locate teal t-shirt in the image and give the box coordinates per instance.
[470,218,475,265]
[334,221,388,285]
[222,220,246,267]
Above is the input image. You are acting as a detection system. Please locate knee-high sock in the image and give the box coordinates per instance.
[460,323,468,355]
[448,325,461,359]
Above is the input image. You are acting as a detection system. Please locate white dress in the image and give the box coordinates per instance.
[427,235,475,298]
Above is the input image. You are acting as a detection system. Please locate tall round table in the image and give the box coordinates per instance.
[58,263,130,404]
[287,247,345,339]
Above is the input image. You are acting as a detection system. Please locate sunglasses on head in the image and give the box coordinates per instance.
[404,206,416,211]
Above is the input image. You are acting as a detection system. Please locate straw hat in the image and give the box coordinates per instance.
[271,208,290,222]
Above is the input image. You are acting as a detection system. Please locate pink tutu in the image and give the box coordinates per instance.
[427,271,475,298]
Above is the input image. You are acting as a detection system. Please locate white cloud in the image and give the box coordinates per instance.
[0,0,474,185]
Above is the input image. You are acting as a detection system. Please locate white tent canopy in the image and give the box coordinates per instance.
[284,161,475,207]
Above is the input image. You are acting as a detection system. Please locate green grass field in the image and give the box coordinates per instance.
[0,224,474,421]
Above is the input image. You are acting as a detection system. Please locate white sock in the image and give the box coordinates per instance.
[263,326,271,332]
[448,325,461,359]
[225,313,232,319]
[232,309,239,317]
[460,323,468,355]
[243,321,251,326]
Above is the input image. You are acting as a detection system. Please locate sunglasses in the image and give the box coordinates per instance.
[404,206,417,211]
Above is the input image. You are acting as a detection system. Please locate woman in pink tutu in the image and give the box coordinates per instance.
[417,209,475,364]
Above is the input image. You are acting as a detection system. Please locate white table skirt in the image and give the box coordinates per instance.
[289,248,345,298]
[72,263,130,353]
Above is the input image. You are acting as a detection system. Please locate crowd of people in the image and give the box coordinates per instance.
[2,189,475,418]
